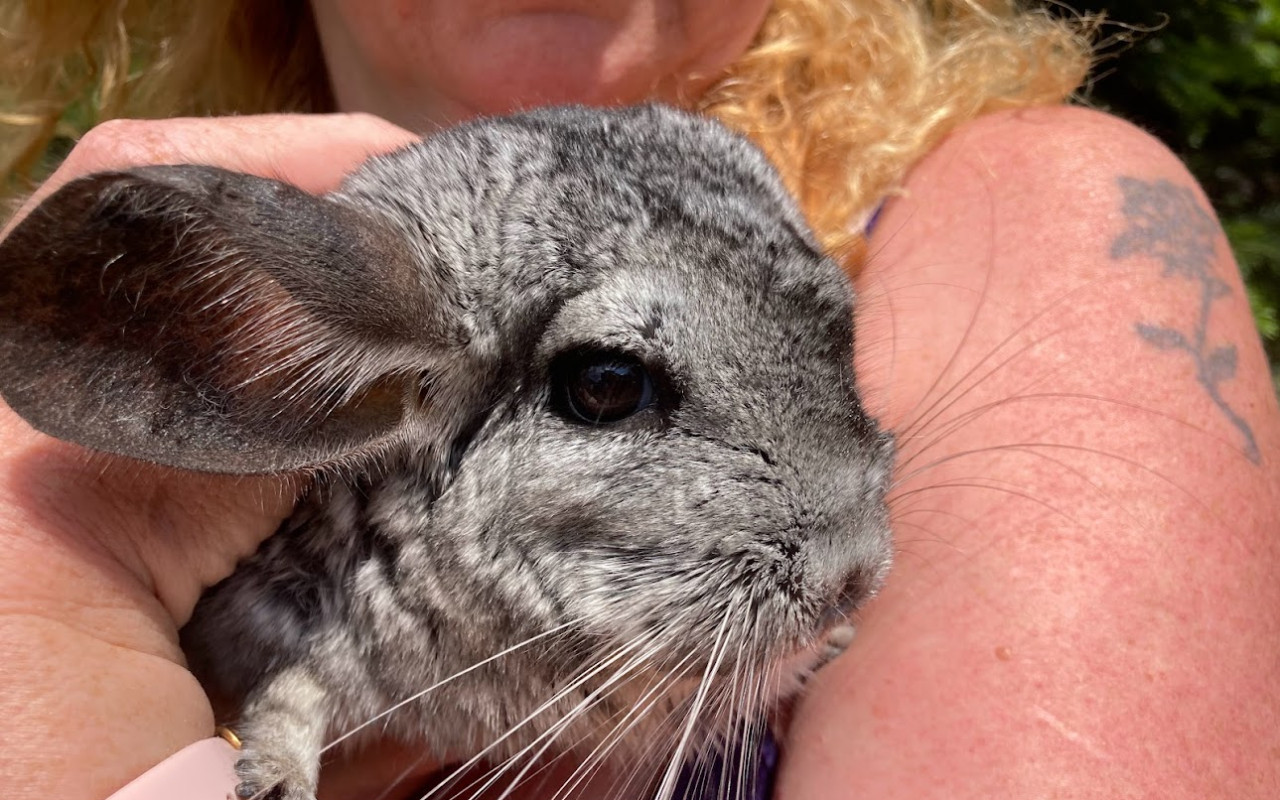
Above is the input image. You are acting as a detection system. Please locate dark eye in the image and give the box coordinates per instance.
[555,352,655,424]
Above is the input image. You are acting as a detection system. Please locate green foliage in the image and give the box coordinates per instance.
[1052,0,1280,392]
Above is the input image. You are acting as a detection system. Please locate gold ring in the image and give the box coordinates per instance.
[215,725,243,750]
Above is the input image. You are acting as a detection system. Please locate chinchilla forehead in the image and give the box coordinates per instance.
[535,259,850,375]
[337,104,820,291]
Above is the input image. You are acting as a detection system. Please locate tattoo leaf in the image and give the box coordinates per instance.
[1204,345,1238,384]
[1135,323,1189,351]
[1114,176,1259,463]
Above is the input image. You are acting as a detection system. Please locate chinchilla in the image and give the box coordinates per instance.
[0,104,893,800]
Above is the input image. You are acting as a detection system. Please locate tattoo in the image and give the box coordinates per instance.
[1110,176,1259,463]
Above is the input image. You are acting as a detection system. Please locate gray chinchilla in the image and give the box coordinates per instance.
[0,104,893,800]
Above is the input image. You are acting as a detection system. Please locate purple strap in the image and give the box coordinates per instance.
[671,726,779,800]
[864,203,885,237]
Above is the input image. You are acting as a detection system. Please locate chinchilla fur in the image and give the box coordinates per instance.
[0,104,894,800]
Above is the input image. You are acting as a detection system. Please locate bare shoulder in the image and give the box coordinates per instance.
[859,103,1277,468]
[920,104,1189,181]
[858,102,1278,574]
[867,105,1203,286]
[873,105,1201,275]
[895,105,1192,211]
[779,105,1280,799]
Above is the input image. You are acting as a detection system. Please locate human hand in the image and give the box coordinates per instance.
[0,113,422,800]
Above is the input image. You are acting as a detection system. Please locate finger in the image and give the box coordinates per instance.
[4,112,419,235]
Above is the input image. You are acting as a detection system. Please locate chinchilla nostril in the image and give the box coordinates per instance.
[836,579,867,614]
[818,570,873,629]
[818,603,849,631]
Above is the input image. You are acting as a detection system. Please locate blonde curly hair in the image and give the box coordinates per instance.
[0,0,1089,267]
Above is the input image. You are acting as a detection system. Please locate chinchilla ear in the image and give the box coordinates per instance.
[0,165,468,474]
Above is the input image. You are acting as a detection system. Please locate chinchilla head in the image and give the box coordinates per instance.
[0,104,892,755]
[339,103,893,661]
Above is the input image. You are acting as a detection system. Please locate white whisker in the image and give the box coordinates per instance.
[551,653,701,800]
[418,633,659,800]
[653,608,734,800]
[324,619,579,753]
[475,639,669,800]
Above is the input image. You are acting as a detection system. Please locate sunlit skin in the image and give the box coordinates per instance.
[1,2,1279,800]
[309,0,772,127]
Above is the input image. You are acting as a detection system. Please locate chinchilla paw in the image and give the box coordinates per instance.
[234,749,317,800]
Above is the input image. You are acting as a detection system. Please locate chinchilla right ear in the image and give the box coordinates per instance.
[0,165,469,474]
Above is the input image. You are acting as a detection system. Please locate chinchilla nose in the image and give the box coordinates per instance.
[802,425,894,612]
[817,562,882,631]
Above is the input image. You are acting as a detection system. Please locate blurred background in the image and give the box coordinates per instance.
[1050,0,1280,393]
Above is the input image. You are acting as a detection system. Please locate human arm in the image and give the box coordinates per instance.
[778,105,1280,798]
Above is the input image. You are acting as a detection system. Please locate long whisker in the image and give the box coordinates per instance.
[894,439,1234,556]
[473,637,670,800]
[324,619,580,753]
[894,272,1115,441]
[551,653,701,800]
[739,657,770,800]
[543,677,684,800]
[421,632,660,800]
[895,388,1240,491]
[887,251,999,436]
[891,351,1076,473]
[370,752,438,800]
[716,634,751,800]
[605,663,714,800]
[547,612,708,800]
[895,387,1231,482]
[653,608,735,800]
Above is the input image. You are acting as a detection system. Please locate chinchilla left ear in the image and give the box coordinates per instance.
[0,165,470,474]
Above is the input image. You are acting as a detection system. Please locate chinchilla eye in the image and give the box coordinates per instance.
[555,352,655,424]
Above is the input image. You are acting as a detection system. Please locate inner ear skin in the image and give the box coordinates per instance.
[0,166,476,474]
